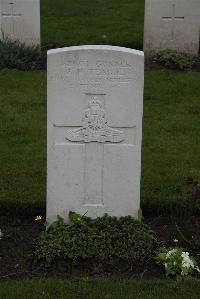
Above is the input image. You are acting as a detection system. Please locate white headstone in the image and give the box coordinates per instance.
[0,0,40,46]
[47,45,144,222]
[144,0,200,55]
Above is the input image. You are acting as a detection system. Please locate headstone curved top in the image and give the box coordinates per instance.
[47,45,144,222]
[144,0,200,56]
[0,0,40,46]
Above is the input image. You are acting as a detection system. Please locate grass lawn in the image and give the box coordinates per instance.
[0,70,46,211]
[0,278,199,299]
[0,0,199,293]
[0,69,199,213]
[142,70,200,210]
[41,0,144,49]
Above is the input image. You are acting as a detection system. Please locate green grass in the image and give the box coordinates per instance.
[41,0,144,49]
[0,70,46,210]
[0,278,199,299]
[0,69,199,213]
[142,71,200,209]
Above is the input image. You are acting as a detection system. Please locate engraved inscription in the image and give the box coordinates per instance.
[49,59,136,85]
[66,97,124,143]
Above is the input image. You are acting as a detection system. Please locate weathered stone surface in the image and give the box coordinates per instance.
[0,0,40,46]
[144,0,200,55]
[47,45,144,222]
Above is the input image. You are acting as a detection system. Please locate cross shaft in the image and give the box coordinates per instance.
[162,4,185,41]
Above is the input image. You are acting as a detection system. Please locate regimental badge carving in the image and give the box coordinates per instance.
[66,97,124,143]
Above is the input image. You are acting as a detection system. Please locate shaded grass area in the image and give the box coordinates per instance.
[41,0,144,50]
[0,70,46,211]
[0,278,199,299]
[0,70,199,214]
[142,71,200,211]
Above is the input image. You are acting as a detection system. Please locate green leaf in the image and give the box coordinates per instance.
[138,208,143,223]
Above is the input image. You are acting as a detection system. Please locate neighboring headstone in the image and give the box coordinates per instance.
[47,45,144,222]
[0,0,40,46]
[144,0,200,56]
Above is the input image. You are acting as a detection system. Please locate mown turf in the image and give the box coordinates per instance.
[0,278,199,299]
[142,70,200,209]
[41,0,144,49]
[0,70,46,209]
[0,69,199,212]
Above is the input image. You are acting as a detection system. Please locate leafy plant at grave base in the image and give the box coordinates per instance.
[138,208,143,223]
[35,212,154,268]
[151,49,199,71]
[0,35,45,70]
[155,247,200,279]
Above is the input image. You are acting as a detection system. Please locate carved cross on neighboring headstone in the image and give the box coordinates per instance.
[162,4,185,41]
[65,96,124,206]
[1,2,22,37]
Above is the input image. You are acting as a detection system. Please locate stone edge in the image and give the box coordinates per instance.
[47,45,144,56]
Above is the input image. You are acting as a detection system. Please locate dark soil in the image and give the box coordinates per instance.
[0,213,199,279]
[0,215,43,278]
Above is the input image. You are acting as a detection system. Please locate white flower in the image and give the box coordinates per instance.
[181,251,195,269]
[0,229,3,240]
[181,252,189,259]
[182,255,194,269]
[182,260,194,268]
[166,249,177,258]
[158,247,198,277]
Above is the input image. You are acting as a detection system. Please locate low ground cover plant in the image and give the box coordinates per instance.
[35,212,154,269]
[151,49,200,70]
[0,36,44,70]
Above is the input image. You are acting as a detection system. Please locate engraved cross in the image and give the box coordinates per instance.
[65,96,124,206]
[162,4,184,41]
